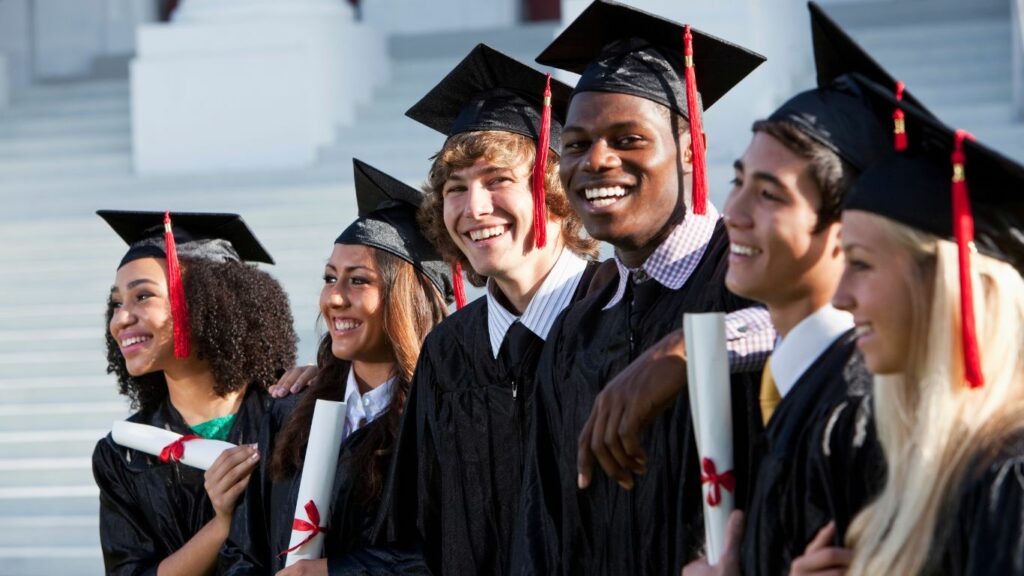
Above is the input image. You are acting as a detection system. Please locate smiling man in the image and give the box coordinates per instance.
[372,44,603,576]
[511,2,774,575]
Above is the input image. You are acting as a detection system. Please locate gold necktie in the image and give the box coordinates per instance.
[759,359,780,426]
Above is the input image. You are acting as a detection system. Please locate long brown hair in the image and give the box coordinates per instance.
[270,247,447,504]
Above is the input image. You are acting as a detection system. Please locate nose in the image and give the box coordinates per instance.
[109,304,134,335]
[583,139,621,173]
[722,188,753,231]
[832,270,855,312]
[323,283,350,310]
[464,181,494,218]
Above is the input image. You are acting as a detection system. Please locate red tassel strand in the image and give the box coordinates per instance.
[893,81,908,151]
[452,261,467,310]
[532,73,552,249]
[951,130,983,388]
[163,211,191,359]
[683,25,709,215]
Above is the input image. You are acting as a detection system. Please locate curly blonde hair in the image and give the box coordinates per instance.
[418,131,599,286]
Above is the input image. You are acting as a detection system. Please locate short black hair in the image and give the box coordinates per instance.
[104,257,297,413]
[752,119,858,231]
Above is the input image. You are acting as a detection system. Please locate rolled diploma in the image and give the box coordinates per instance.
[683,312,733,565]
[284,399,347,567]
[111,421,235,470]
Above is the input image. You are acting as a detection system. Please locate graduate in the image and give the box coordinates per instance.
[219,159,452,575]
[786,75,1024,576]
[680,4,934,575]
[372,44,603,576]
[93,211,297,576]
[512,2,775,574]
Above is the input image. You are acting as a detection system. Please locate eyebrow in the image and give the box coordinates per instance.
[325,263,374,273]
[448,165,510,182]
[734,159,787,189]
[563,120,647,134]
[110,278,159,293]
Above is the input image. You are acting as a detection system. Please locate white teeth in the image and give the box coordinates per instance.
[730,243,761,256]
[584,186,627,200]
[468,225,507,242]
[120,336,151,348]
[333,319,360,331]
[590,197,619,208]
[854,324,873,337]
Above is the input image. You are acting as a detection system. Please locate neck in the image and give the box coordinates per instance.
[352,360,395,395]
[491,239,564,315]
[164,361,244,427]
[615,207,685,269]
[768,290,835,339]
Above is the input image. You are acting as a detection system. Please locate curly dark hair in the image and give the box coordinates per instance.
[104,257,298,414]
[419,130,600,287]
[270,248,447,505]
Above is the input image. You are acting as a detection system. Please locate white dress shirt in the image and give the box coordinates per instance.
[769,304,855,399]
[341,368,395,442]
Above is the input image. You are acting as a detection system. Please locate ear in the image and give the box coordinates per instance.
[679,131,694,171]
[828,222,844,259]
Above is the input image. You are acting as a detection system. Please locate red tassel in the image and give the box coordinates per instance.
[163,211,191,359]
[893,81,908,151]
[683,25,709,215]
[951,130,983,388]
[532,73,552,249]
[452,261,467,310]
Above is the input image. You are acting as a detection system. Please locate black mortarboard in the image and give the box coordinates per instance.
[844,73,1024,270]
[406,43,571,150]
[99,210,273,359]
[766,2,935,171]
[335,159,455,305]
[98,210,274,269]
[535,0,766,119]
[844,73,1024,388]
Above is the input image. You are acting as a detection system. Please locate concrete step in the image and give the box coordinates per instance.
[2,94,130,119]
[0,458,94,488]
[0,112,130,138]
[14,79,129,103]
[0,430,107,459]
[0,487,98,517]
[2,548,104,576]
[0,376,116,404]
[0,515,99,549]
[0,131,130,158]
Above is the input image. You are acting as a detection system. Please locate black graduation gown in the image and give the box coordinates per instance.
[374,262,600,576]
[92,388,267,576]
[741,331,885,576]
[220,392,426,575]
[922,434,1024,575]
[512,223,763,576]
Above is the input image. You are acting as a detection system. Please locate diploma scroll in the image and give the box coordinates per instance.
[683,312,734,565]
[111,421,235,471]
[284,399,347,567]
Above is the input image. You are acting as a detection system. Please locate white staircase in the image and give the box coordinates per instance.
[0,23,555,576]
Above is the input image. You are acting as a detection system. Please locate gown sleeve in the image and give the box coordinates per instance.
[92,436,160,576]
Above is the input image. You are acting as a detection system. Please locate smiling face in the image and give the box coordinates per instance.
[832,210,918,374]
[723,131,844,310]
[559,91,688,259]
[441,157,560,284]
[320,243,391,364]
[109,257,177,377]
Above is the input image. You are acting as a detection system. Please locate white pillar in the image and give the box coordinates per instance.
[0,53,9,110]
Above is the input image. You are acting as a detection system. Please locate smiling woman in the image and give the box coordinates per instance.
[219,159,453,575]
[93,210,297,576]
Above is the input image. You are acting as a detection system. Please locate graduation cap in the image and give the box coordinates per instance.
[535,0,766,214]
[98,210,273,360]
[844,73,1024,389]
[335,159,457,307]
[767,2,936,171]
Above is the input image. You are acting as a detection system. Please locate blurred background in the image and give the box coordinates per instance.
[0,0,1021,573]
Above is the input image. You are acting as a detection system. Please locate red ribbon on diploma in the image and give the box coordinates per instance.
[279,500,328,556]
[700,457,736,507]
[159,434,201,464]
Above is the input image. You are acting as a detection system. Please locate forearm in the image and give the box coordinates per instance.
[157,515,230,576]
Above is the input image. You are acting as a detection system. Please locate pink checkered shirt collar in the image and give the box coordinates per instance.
[603,205,721,310]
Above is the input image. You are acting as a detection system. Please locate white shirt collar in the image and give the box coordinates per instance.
[342,368,395,439]
[486,247,589,358]
[770,304,854,398]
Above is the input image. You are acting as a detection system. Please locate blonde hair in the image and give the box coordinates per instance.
[418,130,599,286]
[846,213,1024,575]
